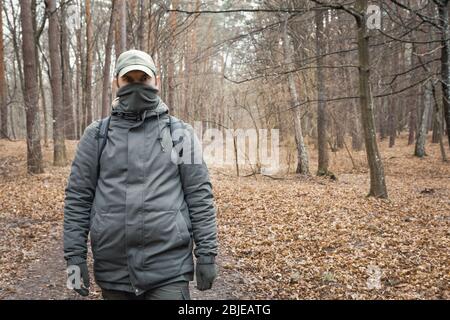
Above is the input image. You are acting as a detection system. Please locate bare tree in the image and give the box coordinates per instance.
[436,0,450,147]
[315,9,330,176]
[312,0,388,197]
[45,0,67,166]
[116,0,127,56]
[101,0,117,118]
[82,0,93,130]
[167,0,180,113]
[283,15,310,175]
[415,79,434,157]
[432,80,448,161]
[75,1,83,138]
[355,0,388,198]
[0,0,7,139]
[138,0,146,50]
[20,0,44,173]
[312,0,388,196]
[37,60,49,146]
[61,2,76,140]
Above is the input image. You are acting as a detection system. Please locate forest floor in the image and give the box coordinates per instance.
[0,135,449,299]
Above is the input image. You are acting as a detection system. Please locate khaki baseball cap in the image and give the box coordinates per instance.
[114,49,157,78]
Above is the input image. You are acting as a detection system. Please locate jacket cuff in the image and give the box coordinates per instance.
[66,256,86,266]
[197,255,216,264]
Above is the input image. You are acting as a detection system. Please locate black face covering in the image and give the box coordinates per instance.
[116,82,162,114]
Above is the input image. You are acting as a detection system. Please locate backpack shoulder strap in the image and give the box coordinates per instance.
[95,116,111,178]
[168,115,185,147]
[168,115,186,158]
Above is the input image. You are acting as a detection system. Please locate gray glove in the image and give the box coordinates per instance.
[66,256,90,297]
[196,256,217,291]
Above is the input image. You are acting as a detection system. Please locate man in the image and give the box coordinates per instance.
[64,50,218,300]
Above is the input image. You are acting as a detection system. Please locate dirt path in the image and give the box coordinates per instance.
[2,226,242,300]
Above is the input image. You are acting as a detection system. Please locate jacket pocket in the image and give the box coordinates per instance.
[90,211,126,260]
[175,209,191,243]
[179,204,193,236]
[90,207,107,241]
[143,210,190,249]
[141,210,191,268]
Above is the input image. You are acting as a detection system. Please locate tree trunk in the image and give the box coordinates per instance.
[415,80,433,157]
[101,0,118,118]
[432,109,441,143]
[75,21,82,139]
[45,0,67,166]
[282,16,309,175]
[146,1,154,54]
[20,0,44,173]
[167,0,179,113]
[432,80,448,161]
[83,0,93,129]
[138,0,146,50]
[0,0,7,139]
[355,0,388,198]
[379,97,387,140]
[388,94,397,148]
[336,120,345,149]
[183,1,196,121]
[405,42,416,145]
[315,10,329,176]
[351,102,364,151]
[117,0,127,57]
[437,0,450,148]
[38,61,48,146]
[408,101,417,145]
[60,5,76,140]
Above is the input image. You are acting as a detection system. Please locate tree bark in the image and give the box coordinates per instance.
[432,108,441,143]
[315,10,329,176]
[83,0,93,130]
[415,80,433,157]
[60,4,76,140]
[167,0,180,113]
[75,15,82,139]
[138,0,146,50]
[351,102,364,150]
[146,1,154,55]
[407,98,417,145]
[355,0,388,198]
[405,42,416,146]
[437,0,450,148]
[20,0,44,173]
[45,0,67,166]
[37,60,48,146]
[102,0,118,118]
[379,97,388,140]
[0,0,8,139]
[282,16,309,175]
[117,0,127,56]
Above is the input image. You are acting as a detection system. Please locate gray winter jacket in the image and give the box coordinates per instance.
[63,101,218,295]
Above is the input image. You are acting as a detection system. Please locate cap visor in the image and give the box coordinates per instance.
[118,65,154,78]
